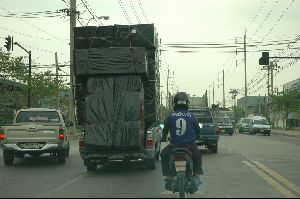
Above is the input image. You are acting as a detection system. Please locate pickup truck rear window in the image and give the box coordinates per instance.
[189,110,213,123]
[15,111,61,123]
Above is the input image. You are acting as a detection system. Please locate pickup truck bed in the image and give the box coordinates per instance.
[189,108,220,153]
[0,108,70,165]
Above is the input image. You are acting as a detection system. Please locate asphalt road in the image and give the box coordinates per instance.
[0,133,299,198]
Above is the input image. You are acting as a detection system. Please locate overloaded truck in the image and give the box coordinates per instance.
[74,24,161,171]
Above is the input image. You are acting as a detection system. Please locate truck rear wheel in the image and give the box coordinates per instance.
[145,159,155,170]
[3,150,14,165]
[57,150,66,163]
[66,144,70,157]
[87,164,97,171]
[209,143,218,153]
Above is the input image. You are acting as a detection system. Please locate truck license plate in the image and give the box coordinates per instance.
[21,143,40,149]
[108,154,124,160]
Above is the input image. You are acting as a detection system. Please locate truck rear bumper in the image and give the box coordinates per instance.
[80,151,149,161]
[196,136,219,146]
[3,143,60,152]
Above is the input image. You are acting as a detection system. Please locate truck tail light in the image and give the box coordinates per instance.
[79,136,85,149]
[216,128,221,135]
[0,133,4,140]
[59,129,65,139]
[146,133,154,148]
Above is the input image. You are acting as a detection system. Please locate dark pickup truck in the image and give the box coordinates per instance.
[189,108,220,153]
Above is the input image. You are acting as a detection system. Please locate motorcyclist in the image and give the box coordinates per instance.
[160,92,203,191]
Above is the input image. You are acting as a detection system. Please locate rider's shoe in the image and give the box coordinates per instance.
[164,176,174,191]
[189,175,202,194]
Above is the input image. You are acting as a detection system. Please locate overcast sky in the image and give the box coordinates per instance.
[1,0,300,107]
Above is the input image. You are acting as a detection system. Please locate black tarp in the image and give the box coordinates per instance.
[85,121,144,150]
[74,24,157,49]
[83,76,145,150]
[74,47,148,76]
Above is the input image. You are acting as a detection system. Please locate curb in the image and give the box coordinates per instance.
[272,131,300,138]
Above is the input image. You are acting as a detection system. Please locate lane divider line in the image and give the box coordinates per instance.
[39,174,86,198]
[242,160,297,198]
[252,161,300,196]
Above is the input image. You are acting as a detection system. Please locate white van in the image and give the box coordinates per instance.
[249,116,271,136]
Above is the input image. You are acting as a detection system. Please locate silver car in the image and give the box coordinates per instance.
[237,118,251,133]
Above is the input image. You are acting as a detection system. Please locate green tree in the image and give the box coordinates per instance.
[0,48,70,114]
[271,91,300,130]
[233,106,245,122]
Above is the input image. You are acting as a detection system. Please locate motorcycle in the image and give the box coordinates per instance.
[166,147,201,198]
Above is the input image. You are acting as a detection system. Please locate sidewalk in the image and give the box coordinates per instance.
[272,129,300,138]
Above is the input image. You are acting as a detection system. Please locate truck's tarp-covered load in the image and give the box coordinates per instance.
[74,24,157,49]
[74,47,148,76]
[83,76,145,150]
[85,121,144,150]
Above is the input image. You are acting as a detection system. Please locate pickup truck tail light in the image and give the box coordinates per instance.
[0,133,4,140]
[79,135,85,149]
[216,128,221,135]
[146,133,154,148]
[59,129,65,139]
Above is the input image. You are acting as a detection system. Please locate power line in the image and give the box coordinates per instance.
[137,0,150,23]
[118,0,132,25]
[129,0,141,24]
[252,0,279,37]
[0,6,68,45]
[80,0,103,26]
[0,26,54,41]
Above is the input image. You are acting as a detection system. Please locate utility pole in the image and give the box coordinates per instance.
[55,52,60,109]
[160,91,163,120]
[244,29,248,117]
[213,81,215,105]
[12,40,31,108]
[69,0,76,133]
[222,69,225,108]
[208,84,211,107]
[229,89,238,107]
[166,69,169,109]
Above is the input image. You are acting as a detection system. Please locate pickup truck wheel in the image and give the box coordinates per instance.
[3,150,14,165]
[210,144,218,153]
[87,164,97,171]
[16,153,25,158]
[156,146,160,161]
[66,144,70,158]
[145,159,155,170]
[57,150,66,163]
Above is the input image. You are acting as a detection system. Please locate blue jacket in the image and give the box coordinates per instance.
[162,108,201,146]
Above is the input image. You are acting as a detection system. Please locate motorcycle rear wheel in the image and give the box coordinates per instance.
[178,176,185,198]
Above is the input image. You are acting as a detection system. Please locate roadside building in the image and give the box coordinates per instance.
[237,96,268,117]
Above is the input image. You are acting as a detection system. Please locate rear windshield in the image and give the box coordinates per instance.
[15,111,60,123]
[218,117,231,124]
[253,120,269,125]
[189,110,213,123]
[242,119,251,124]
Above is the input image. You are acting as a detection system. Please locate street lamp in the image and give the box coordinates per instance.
[97,16,109,20]
[86,16,109,26]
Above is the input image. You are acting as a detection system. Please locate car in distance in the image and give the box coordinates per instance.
[249,117,271,136]
[217,116,234,136]
[189,108,220,153]
[237,118,252,134]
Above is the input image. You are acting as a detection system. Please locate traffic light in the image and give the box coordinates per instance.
[4,36,11,51]
[259,52,269,65]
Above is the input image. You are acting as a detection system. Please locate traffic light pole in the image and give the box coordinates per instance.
[13,42,31,108]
